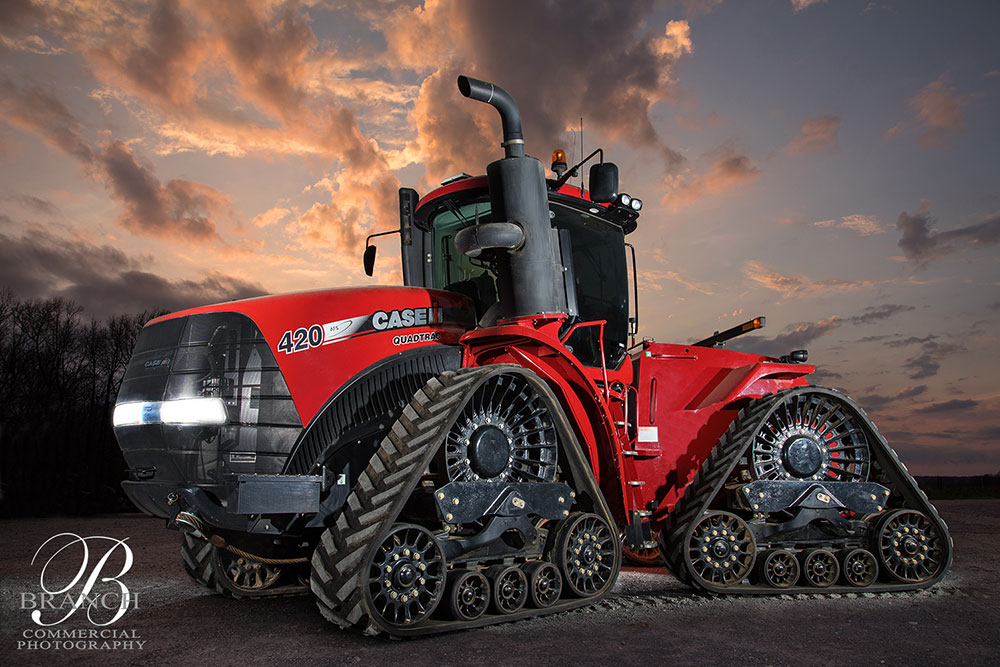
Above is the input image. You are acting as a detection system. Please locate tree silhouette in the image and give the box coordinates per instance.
[0,288,165,516]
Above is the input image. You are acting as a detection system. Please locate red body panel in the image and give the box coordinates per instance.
[630,341,812,522]
[150,287,475,426]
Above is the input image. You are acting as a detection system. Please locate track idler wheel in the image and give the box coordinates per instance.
[448,570,490,621]
[841,548,878,587]
[365,523,447,628]
[623,530,662,567]
[801,549,840,587]
[685,511,756,588]
[759,549,799,589]
[557,513,617,597]
[488,565,528,614]
[525,561,562,608]
[874,510,947,583]
[214,548,282,594]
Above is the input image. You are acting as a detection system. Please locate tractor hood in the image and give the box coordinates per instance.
[129,286,475,427]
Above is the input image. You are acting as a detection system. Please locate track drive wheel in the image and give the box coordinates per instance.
[759,549,799,589]
[448,570,490,621]
[181,534,217,591]
[801,549,839,587]
[685,511,756,588]
[875,510,947,583]
[365,523,447,629]
[557,513,618,597]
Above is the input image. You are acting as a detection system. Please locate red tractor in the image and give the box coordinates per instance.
[112,76,951,636]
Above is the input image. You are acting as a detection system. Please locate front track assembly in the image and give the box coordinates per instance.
[661,386,952,594]
[309,366,622,636]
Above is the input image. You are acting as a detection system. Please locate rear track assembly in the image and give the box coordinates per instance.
[661,386,952,595]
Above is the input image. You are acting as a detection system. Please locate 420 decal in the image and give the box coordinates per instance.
[276,307,447,355]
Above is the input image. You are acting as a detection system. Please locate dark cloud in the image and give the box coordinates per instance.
[100,140,228,241]
[0,76,95,163]
[203,1,316,120]
[402,0,691,180]
[897,200,1000,264]
[808,368,843,385]
[847,304,915,325]
[89,0,203,109]
[915,399,979,414]
[0,226,264,319]
[6,194,58,215]
[901,340,964,379]
[729,317,840,358]
[0,0,39,32]
[1,76,232,243]
[859,384,927,409]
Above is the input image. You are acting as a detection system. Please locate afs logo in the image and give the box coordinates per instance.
[24,533,137,627]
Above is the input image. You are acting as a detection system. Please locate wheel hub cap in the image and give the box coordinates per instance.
[782,436,824,478]
[467,425,510,478]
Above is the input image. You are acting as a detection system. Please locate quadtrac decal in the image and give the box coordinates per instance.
[276,306,458,355]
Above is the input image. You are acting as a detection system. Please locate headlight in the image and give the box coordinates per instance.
[114,397,228,427]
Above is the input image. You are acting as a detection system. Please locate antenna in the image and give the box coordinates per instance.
[579,117,584,194]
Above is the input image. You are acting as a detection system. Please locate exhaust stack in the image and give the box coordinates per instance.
[457,76,524,158]
[457,75,565,319]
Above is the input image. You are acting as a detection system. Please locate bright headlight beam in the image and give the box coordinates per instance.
[113,398,228,427]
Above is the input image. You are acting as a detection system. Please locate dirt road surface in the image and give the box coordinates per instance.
[2,500,997,666]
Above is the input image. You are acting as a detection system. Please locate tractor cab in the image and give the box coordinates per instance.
[397,175,639,371]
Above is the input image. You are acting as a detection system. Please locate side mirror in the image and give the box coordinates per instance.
[589,162,619,203]
[363,244,376,276]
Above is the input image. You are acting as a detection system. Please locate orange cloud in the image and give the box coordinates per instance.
[887,75,970,148]
[910,75,968,148]
[786,114,840,155]
[663,151,761,209]
[791,0,827,12]
[744,261,888,298]
[813,214,885,236]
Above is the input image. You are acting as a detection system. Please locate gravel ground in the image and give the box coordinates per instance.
[1,500,997,666]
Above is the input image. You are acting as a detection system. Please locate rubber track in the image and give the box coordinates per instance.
[181,534,217,591]
[660,386,953,595]
[310,368,484,634]
[309,366,622,636]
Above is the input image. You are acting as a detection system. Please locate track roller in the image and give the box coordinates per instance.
[758,549,799,589]
[525,561,562,608]
[841,548,878,587]
[801,549,839,587]
[448,570,490,621]
[488,564,528,614]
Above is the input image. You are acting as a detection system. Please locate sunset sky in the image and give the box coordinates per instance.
[1,0,998,474]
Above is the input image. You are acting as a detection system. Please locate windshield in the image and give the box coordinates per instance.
[429,197,498,319]
[427,195,628,368]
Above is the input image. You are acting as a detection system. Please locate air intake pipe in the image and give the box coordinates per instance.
[456,75,565,319]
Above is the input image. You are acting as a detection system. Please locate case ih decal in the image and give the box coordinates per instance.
[276,306,451,354]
